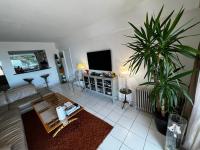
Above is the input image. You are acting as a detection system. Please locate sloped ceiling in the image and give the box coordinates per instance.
[0,0,199,42]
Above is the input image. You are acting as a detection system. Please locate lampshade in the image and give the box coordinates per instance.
[120,66,129,75]
[120,66,129,88]
[76,63,86,70]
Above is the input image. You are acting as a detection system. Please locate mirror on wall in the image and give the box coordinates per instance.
[8,50,50,74]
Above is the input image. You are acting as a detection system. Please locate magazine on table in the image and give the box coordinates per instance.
[63,102,80,116]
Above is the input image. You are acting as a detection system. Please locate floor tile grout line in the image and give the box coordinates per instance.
[142,119,157,150]
[109,134,128,149]
[103,108,132,147]
[104,109,150,150]
[109,112,139,149]
[91,101,149,133]
[122,143,135,150]
[106,110,125,123]
[145,121,164,150]
[52,84,163,150]
[120,127,131,149]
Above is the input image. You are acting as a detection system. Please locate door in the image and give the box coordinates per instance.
[60,49,73,79]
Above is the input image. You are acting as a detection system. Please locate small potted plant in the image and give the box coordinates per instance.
[125,6,200,135]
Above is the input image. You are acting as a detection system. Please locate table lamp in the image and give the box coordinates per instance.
[76,63,86,70]
[76,63,86,78]
[120,66,129,89]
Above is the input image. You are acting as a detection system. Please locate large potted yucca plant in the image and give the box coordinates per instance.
[125,6,200,135]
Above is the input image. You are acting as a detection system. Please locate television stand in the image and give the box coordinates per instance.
[83,74,118,103]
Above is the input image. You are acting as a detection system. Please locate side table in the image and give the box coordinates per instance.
[120,88,132,109]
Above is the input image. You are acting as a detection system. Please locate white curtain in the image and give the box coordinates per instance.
[184,73,200,150]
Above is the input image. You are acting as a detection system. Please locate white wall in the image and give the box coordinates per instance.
[56,7,200,89]
[56,4,200,101]
[0,42,59,88]
[57,30,146,90]
[0,0,198,42]
[56,30,147,101]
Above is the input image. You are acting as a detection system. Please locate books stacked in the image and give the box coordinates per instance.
[64,102,80,116]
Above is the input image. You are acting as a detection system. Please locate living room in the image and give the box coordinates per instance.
[0,0,200,150]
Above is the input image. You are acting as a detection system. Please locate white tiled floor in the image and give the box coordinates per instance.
[50,83,165,150]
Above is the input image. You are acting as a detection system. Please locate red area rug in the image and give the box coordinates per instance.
[22,110,112,150]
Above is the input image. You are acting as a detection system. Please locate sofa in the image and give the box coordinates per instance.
[0,84,52,150]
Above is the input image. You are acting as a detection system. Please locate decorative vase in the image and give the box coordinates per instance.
[165,114,187,150]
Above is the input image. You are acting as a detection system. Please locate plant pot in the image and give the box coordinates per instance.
[153,111,168,135]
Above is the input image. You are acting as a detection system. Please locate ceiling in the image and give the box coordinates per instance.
[0,0,199,42]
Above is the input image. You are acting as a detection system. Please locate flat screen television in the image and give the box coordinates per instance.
[87,50,112,71]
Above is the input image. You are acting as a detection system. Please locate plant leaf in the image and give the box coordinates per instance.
[169,70,194,81]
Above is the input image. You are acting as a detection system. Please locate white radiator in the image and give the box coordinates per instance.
[136,87,152,113]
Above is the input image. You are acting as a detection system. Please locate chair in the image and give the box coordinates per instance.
[67,71,85,93]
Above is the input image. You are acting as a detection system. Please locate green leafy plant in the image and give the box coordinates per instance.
[125,6,200,117]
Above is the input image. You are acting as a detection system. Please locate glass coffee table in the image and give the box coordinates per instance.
[33,92,83,137]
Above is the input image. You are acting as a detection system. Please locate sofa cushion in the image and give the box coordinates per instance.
[9,94,41,111]
[0,105,8,115]
[0,144,11,150]
[6,84,37,103]
[0,109,27,150]
[0,92,8,107]
[37,87,53,97]
[0,109,21,131]
[0,120,27,150]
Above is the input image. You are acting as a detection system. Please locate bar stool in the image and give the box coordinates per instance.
[23,78,34,84]
[40,74,49,88]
